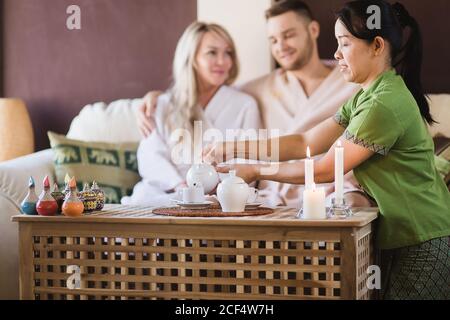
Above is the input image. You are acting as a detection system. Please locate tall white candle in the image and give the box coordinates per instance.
[302,183,326,219]
[335,140,344,205]
[305,146,314,190]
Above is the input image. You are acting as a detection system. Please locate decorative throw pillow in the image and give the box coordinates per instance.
[48,131,140,203]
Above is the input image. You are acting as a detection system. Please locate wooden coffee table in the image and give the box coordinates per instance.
[12,205,378,300]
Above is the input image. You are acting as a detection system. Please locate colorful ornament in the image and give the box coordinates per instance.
[36,176,58,216]
[20,177,38,215]
[91,181,105,210]
[80,183,97,212]
[64,173,71,199]
[51,183,65,214]
[62,177,84,217]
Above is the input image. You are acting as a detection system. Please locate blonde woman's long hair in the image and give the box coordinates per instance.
[166,21,239,132]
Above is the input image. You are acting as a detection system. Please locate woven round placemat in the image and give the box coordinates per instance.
[152,206,274,217]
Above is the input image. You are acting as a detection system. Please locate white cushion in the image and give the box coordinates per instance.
[67,98,144,143]
[428,94,450,138]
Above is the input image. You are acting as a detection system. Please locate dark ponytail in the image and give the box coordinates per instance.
[336,1,435,124]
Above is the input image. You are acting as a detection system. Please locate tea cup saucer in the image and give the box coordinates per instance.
[245,202,263,210]
[171,199,213,209]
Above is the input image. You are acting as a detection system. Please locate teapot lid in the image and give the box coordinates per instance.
[221,170,246,185]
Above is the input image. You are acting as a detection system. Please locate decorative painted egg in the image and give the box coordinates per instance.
[91,181,105,210]
[79,183,97,212]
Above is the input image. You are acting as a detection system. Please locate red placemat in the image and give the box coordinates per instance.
[152,207,274,217]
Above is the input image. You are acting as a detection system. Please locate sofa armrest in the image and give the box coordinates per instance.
[0,148,55,299]
[0,149,55,205]
[0,194,22,299]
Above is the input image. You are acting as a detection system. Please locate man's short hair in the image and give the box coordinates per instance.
[265,0,315,22]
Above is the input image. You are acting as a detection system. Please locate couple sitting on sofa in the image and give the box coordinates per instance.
[123,0,370,208]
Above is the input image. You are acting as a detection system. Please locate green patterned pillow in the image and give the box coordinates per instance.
[48,131,140,203]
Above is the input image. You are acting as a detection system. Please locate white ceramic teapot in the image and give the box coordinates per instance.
[217,170,250,212]
[186,163,220,194]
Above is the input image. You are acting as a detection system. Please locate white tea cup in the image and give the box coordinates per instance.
[180,185,205,203]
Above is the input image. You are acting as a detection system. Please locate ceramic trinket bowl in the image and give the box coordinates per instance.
[91,181,105,210]
[80,183,97,212]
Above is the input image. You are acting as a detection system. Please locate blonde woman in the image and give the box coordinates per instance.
[121,22,260,206]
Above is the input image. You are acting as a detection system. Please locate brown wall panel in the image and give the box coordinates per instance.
[303,0,450,94]
[3,0,197,150]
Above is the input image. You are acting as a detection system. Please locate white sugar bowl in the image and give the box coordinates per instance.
[186,163,220,194]
[217,170,250,212]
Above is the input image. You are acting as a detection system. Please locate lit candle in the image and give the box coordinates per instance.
[335,140,344,205]
[302,183,326,219]
[305,146,314,190]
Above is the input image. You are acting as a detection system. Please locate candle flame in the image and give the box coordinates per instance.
[337,140,342,147]
[64,173,71,184]
[307,146,311,158]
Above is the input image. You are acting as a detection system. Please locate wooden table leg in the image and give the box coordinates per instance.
[18,223,34,300]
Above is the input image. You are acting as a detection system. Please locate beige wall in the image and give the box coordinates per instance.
[198,0,272,85]
[3,0,197,151]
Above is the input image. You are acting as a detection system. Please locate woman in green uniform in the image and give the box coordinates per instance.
[206,0,450,299]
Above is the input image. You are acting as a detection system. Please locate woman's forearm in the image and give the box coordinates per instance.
[227,117,345,163]
[232,134,307,162]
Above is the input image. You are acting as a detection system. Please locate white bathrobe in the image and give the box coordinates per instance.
[241,61,361,207]
[121,85,261,206]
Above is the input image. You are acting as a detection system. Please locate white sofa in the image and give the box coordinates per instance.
[0,95,449,299]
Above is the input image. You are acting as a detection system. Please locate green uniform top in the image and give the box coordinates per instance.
[335,69,450,250]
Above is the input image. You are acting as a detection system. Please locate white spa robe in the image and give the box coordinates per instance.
[241,60,361,208]
[121,85,261,206]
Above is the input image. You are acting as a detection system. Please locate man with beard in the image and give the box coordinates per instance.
[137,0,371,207]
